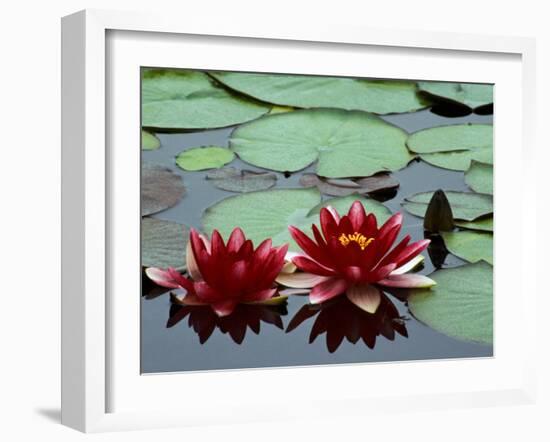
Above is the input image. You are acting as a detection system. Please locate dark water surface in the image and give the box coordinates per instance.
[141,108,493,374]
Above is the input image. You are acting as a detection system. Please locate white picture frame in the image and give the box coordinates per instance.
[61,9,538,433]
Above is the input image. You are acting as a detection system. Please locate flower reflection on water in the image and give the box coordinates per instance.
[285,288,408,353]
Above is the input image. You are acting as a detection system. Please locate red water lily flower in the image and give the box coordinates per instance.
[146,228,288,317]
[279,201,435,313]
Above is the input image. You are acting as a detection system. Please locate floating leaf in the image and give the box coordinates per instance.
[441,231,493,264]
[175,146,235,171]
[202,188,390,251]
[300,173,399,197]
[141,69,269,129]
[455,217,493,232]
[141,163,186,216]
[408,262,493,344]
[403,191,492,221]
[465,161,493,194]
[211,72,432,114]
[423,189,454,232]
[418,81,493,110]
[141,130,160,150]
[141,218,188,271]
[407,124,493,171]
[230,109,412,178]
[206,167,277,192]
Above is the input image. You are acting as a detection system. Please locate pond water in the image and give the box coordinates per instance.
[141,107,493,374]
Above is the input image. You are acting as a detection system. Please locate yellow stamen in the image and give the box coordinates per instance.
[338,232,374,250]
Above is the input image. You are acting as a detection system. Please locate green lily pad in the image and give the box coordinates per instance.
[141,69,269,129]
[441,231,493,265]
[202,188,390,250]
[206,167,277,192]
[176,146,235,171]
[465,161,493,194]
[417,81,493,109]
[455,217,493,232]
[403,191,492,221]
[407,124,493,171]
[141,130,160,150]
[230,109,412,178]
[141,218,188,271]
[409,262,493,344]
[142,163,186,216]
[211,71,432,114]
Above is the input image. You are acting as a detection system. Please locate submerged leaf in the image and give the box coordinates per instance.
[407,124,493,171]
[141,163,186,216]
[423,189,454,232]
[300,173,399,197]
[403,191,492,221]
[408,262,493,344]
[441,230,493,265]
[176,146,235,171]
[211,71,432,114]
[465,161,493,194]
[206,167,277,192]
[141,69,269,129]
[230,109,412,178]
[141,130,160,150]
[141,218,188,271]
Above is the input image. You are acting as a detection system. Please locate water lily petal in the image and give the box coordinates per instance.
[367,262,397,283]
[292,256,337,277]
[320,207,339,239]
[346,284,382,314]
[211,300,238,317]
[325,205,341,223]
[378,273,436,288]
[310,278,348,304]
[377,212,403,240]
[226,227,246,253]
[391,254,424,275]
[170,292,206,306]
[393,239,431,269]
[348,200,366,231]
[145,267,194,292]
[186,241,202,281]
[289,225,331,267]
[242,287,277,303]
[276,272,331,288]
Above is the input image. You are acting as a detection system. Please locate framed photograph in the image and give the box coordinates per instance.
[61,9,537,432]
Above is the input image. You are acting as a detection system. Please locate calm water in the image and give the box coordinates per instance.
[141,107,493,374]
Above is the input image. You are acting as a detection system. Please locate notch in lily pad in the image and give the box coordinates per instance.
[423,189,454,233]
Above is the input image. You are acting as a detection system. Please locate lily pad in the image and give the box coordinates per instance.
[202,188,391,250]
[142,163,186,216]
[141,69,269,129]
[465,161,493,194]
[403,191,492,221]
[175,146,235,171]
[142,130,160,150]
[409,262,493,344]
[211,71,432,114]
[441,230,493,265]
[407,124,493,171]
[455,217,493,232]
[418,81,493,109]
[230,109,412,178]
[206,167,277,192]
[300,173,399,197]
[141,218,188,271]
